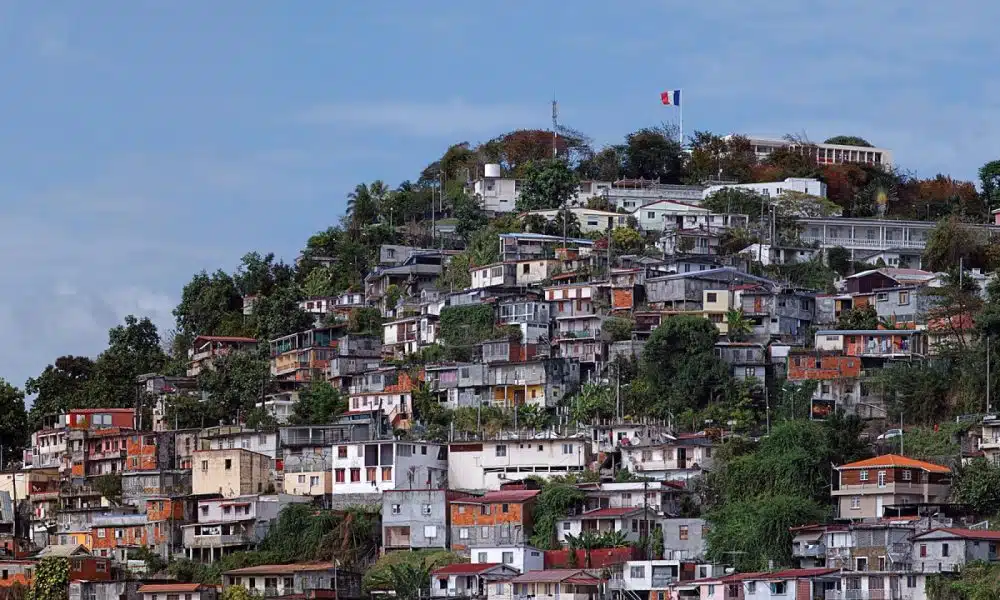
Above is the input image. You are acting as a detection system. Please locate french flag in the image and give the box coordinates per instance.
[660,90,681,106]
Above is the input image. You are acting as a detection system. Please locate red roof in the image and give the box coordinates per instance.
[837,454,951,474]
[224,562,336,575]
[432,563,501,576]
[69,408,135,414]
[913,528,1000,541]
[138,584,208,593]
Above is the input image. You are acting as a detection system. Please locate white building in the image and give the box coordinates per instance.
[330,441,448,495]
[910,528,1000,574]
[430,563,521,599]
[471,545,545,574]
[498,300,551,344]
[448,438,593,491]
[524,208,627,234]
[980,415,1000,465]
[619,435,715,482]
[736,136,894,168]
[26,429,66,470]
[514,259,561,286]
[139,583,217,600]
[703,177,827,200]
[471,263,518,290]
[556,507,655,545]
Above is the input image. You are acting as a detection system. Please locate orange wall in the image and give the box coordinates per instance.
[146,498,185,522]
[787,355,861,381]
[450,502,531,528]
[91,525,147,549]
[126,435,158,471]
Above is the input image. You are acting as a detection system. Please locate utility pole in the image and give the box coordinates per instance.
[988,337,992,413]
[552,99,559,158]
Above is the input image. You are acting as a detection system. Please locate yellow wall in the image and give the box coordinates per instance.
[192,449,272,498]
[283,471,332,496]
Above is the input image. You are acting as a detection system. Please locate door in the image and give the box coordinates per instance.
[876,496,884,519]
[677,448,687,469]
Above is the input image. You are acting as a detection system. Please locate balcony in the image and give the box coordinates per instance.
[825,591,910,600]
[980,434,1000,451]
[792,543,826,558]
[183,532,253,548]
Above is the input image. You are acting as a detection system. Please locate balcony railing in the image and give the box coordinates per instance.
[826,591,910,600]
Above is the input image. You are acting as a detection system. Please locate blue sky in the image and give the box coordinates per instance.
[2,1,999,392]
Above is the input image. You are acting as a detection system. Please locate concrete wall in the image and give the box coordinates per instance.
[192,449,273,498]
[382,489,449,550]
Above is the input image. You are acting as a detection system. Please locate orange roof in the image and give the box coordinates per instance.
[837,454,950,474]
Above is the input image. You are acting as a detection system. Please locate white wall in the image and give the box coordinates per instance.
[331,442,448,494]
[703,177,827,199]
[205,432,279,459]
[448,440,590,490]
[470,546,544,574]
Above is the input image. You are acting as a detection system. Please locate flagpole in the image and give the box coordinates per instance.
[679,89,683,148]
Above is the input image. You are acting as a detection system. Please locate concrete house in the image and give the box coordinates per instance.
[556,506,657,545]
[330,441,448,501]
[487,358,580,409]
[138,583,218,600]
[181,495,312,563]
[222,562,361,599]
[431,563,520,599]
[382,489,456,552]
[619,434,715,482]
[470,545,545,575]
[191,449,273,498]
[833,455,951,520]
[910,528,1000,573]
[449,489,540,554]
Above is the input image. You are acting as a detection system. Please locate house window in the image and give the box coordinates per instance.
[747,582,756,594]
[200,505,208,516]
[438,579,448,590]
[877,470,886,487]
[496,445,507,457]
[459,528,469,539]
[481,505,491,516]
[679,525,689,540]
[424,525,438,538]
[335,469,345,483]
[391,504,401,515]
[860,470,869,481]
[744,367,755,378]
[224,459,232,470]
[478,552,488,563]
[297,475,306,484]
[423,504,433,516]
[901,470,911,481]
[563,522,571,531]
[919,544,927,557]
[907,576,917,588]
[706,292,717,303]
[942,543,949,557]
[382,467,393,481]
[522,264,530,274]
[876,292,888,302]
[310,476,320,486]
[770,582,787,595]
[338,446,347,458]
[630,566,645,578]
[350,468,360,482]
[562,444,573,455]
[502,504,510,513]
[502,551,514,564]
[850,496,861,510]
[201,461,208,471]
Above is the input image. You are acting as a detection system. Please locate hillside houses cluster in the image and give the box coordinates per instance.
[3,148,1000,600]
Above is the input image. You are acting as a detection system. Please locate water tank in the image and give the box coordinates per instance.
[484,163,501,178]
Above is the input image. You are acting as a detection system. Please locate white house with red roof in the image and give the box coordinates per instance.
[138,583,218,600]
[670,568,838,600]
[911,528,1000,573]
[555,506,657,545]
[833,454,952,520]
[430,563,519,599]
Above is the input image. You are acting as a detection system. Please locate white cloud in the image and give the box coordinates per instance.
[296,98,544,137]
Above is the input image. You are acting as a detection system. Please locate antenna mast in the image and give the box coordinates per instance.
[551,99,559,158]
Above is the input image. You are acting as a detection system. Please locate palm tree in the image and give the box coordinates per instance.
[387,562,430,600]
[346,181,387,234]
[725,308,754,341]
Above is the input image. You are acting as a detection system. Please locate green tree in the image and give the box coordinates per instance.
[172,269,246,343]
[0,379,28,469]
[289,382,347,425]
[234,252,296,298]
[641,316,730,417]
[622,125,683,183]
[836,305,879,330]
[220,588,256,600]
[923,216,989,272]
[249,285,314,342]
[198,350,271,424]
[92,473,123,505]
[347,307,383,336]
[346,181,387,235]
[685,132,756,184]
[577,146,625,181]
[516,159,580,211]
[826,246,851,277]
[705,494,828,572]
[979,160,1000,211]
[27,557,69,600]
[610,227,644,254]
[585,196,613,211]
[926,561,1000,600]
[823,136,873,147]
[571,383,615,423]
[302,266,338,297]
[363,549,464,595]
[25,357,96,429]
[89,315,168,409]
[529,480,586,549]
[452,191,488,241]
[603,317,635,342]
[724,309,753,342]
[951,458,1000,516]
